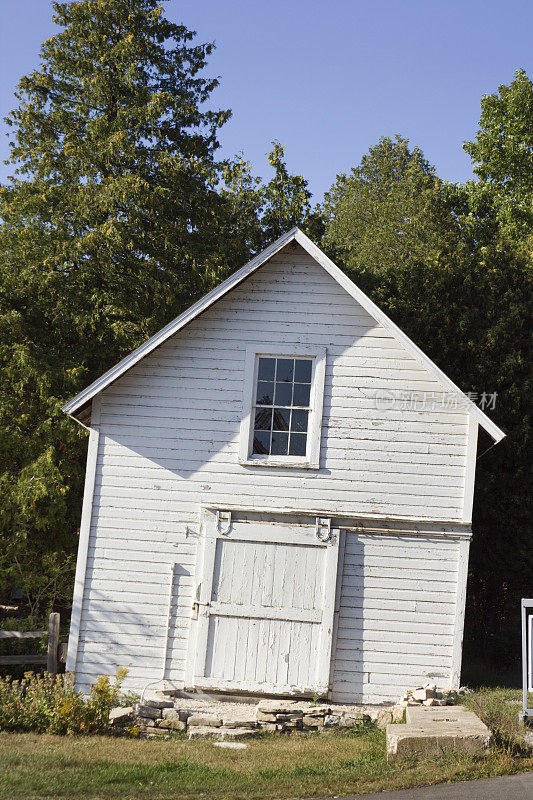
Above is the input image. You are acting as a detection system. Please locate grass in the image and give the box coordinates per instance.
[1,713,532,800]
[462,687,533,752]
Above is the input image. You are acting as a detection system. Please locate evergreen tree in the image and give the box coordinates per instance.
[321,136,458,277]
[261,141,323,244]
[0,0,230,609]
[221,141,322,256]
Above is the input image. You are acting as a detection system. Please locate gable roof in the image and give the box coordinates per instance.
[63,227,505,442]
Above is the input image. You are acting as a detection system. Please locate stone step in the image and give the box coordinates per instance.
[386,705,491,759]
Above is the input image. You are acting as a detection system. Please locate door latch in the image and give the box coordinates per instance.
[191,599,210,619]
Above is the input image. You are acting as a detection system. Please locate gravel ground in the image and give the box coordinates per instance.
[149,693,384,722]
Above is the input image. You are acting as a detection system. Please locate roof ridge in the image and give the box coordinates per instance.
[62,227,505,443]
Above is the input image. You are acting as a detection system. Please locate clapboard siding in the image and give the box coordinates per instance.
[74,245,471,695]
[330,532,459,703]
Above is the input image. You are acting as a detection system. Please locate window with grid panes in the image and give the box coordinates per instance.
[252,357,313,457]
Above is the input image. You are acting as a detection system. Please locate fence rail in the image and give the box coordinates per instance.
[0,655,48,665]
[0,613,64,673]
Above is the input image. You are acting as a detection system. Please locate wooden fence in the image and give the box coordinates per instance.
[0,613,66,674]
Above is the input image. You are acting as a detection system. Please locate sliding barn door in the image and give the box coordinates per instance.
[189,513,339,696]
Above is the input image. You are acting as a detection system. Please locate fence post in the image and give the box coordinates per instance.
[47,612,60,674]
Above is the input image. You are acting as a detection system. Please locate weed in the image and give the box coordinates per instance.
[0,668,127,734]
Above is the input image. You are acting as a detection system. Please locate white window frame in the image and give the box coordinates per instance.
[238,344,326,469]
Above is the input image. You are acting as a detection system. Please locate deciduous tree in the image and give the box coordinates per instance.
[463,69,533,249]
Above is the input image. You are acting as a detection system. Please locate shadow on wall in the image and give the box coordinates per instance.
[330,534,366,703]
[75,562,191,690]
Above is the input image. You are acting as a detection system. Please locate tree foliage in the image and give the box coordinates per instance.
[221,140,322,256]
[463,69,533,248]
[0,0,232,609]
[321,136,458,277]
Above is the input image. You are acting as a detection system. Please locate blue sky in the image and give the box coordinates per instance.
[0,0,531,201]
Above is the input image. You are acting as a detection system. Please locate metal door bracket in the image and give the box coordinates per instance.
[315,517,332,542]
[216,509,232,535]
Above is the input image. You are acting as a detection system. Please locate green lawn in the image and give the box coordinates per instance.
[0,724,532,800]
[0,688,532,800]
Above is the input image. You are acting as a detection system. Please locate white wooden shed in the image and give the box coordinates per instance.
[63,228,504,703]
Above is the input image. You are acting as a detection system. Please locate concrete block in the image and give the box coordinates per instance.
[387,704,491,759]
[387,725,490,758]
[406,705,466,724]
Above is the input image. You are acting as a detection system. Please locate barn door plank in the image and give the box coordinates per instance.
[316,530,340,691]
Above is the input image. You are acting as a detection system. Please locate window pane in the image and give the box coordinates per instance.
[289,432,307,456]
[251,354,316,460]
[293,382,311,406]
[256,381,274,405]
[271,431,289,455]
[253,430,271,454]
[294,359,312,383]
[257,357,275,381]
[254,408,272,431]
[274,382,292,406]
[291,409,308,432]
[272,408,290,431]
[276,358,294,382]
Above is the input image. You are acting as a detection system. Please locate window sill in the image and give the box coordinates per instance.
[238,456,319,470]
